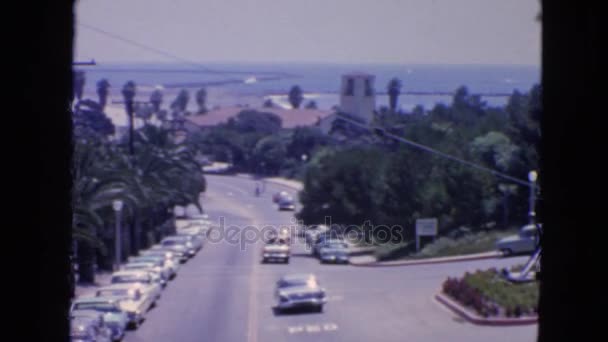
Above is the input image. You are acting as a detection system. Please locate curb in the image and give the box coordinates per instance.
[434,292,538,326]
[349,251,501,267]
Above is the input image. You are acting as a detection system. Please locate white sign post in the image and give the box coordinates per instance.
[415,218,438,252]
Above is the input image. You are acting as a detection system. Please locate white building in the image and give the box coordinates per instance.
[340,73,376,123]
[318,72,376,134]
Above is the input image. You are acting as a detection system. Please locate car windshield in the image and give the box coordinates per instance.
[74,302,120,312]
[112,275,149,284]
[279,277,318,288]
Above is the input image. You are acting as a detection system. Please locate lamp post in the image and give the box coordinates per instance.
[112,200,124,271]
[528,170,538,224]
[301,154,308,162]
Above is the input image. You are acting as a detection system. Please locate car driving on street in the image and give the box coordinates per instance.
[318,240,350,264]
[261,242,290,263]
[274,274,327,313]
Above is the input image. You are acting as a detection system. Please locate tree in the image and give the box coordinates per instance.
[387,78,402,112]
[263,98,274,108]
[288,85,304,109]
[195,88,208,114]
[135,103,153,125]
[305,100,318,109]
[251,135,288,175]
[72,99,115,137]
[150,87,163,113]
[171,89,190,116]
[73,70,85,102]
[229,110,282,134]
[96,79,110,110]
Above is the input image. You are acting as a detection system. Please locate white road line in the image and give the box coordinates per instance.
[287,326,304,334]
[323,323,339,331]
[305,325,322,333]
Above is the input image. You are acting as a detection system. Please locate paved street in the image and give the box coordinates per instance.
[124,175,538,342]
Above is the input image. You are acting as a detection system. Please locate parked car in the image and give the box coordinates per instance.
[161,236,197,258]
[122,262,167,288]
[110,270,162,303]
[139,249,180,278]
[149,244,188,263]
[94,284,153,328]
[70,298,128,341]
[127,256,172,284]
[261,242,290,263]
[175,232,204,251]
[496,224,541,256]
[318,241,350,264]
[69,310,113,342]
[274,274,327,313]
[277,196,296,211]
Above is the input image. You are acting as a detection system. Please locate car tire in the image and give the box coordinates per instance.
[316,305,324,313]
[284,258,289,264]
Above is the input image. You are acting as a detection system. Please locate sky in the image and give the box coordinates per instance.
[74,0,541,66]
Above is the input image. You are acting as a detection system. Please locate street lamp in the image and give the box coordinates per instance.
[528,170,538,224]
[301,154,308,162]
[112,200,124,271]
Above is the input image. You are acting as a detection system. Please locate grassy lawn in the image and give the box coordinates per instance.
[443,268,539,317]
[374,228,518,261]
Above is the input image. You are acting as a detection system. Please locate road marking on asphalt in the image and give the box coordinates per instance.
[323,323,338,331]
[287,326,304,334]
[305,325,322,333]
[287,323,339,334]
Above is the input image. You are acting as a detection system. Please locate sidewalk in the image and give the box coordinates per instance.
[74,270,114,298]
[349,251,502,267]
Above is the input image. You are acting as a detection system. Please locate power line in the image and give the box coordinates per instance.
[334,114,535,189]
[77,22,295,78]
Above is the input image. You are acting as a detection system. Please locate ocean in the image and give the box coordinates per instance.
[78,63,540,112]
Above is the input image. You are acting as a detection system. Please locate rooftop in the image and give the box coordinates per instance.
[185,106,333,128]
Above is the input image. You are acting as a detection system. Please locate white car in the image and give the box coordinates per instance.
[496,224,541,256]
[122,262,168,288]
[139,249,180,278]
[110,270,162,303]
[161,236,197,258]
[94,284,153,328]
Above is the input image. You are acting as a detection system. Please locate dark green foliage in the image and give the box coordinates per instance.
[288,85,304,109]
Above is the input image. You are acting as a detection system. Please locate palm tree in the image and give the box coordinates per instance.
[196,88,208,114]
[73,70,86,103]
[122,81,137,155]
[288,86,304,109]
[387,78,402,112]
[171,89,190,116]
[150,86,163,113]
[96,79,111,110]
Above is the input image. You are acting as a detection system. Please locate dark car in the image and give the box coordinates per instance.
[274,274,327,313]
[277,196,296,211]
